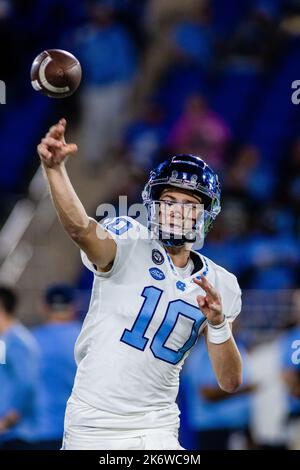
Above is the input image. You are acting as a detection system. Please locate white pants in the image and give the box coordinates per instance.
[62,428,184,450]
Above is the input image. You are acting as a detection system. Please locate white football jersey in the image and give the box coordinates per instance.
[68,216,241,435]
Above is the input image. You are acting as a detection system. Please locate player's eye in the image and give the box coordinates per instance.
[160,200,202,211]
[160,199,174,205]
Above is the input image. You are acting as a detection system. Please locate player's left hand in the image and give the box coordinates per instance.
[193,275,224,326]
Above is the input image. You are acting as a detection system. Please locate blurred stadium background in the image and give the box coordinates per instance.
[0,0,300,450]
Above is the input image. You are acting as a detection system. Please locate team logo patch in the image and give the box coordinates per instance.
[152,249,164,265]
[176,280,186,291]
[149,267,165,281]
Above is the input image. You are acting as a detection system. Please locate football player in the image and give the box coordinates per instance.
[37,118,242,450]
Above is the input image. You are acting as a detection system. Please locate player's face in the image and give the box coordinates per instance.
[159,188,203,237]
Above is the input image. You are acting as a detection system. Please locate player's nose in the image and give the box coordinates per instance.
[169,203,184,219]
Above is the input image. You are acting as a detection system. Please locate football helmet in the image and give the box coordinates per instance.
[142,154,221,247]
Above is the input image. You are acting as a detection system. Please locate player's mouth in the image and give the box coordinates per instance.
[161,221,196,236]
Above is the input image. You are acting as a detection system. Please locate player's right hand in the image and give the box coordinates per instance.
[37,118,78,168]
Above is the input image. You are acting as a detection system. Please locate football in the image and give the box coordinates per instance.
[30,49,82,98]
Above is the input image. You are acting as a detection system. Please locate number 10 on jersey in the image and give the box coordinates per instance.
[120,286,205,364]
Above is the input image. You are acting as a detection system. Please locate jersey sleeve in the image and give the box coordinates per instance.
[225,276,242,323]
[80,216,141,278]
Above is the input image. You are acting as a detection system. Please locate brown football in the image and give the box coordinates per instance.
[30,49,82,98]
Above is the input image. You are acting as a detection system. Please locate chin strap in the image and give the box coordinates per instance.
[159,230,196,247]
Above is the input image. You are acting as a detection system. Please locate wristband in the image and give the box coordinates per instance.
[207,317,231,344]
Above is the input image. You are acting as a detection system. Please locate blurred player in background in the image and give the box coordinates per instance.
[37,118,243,450]
[280,290,300,450]
[32,284,81,450]
[0,287,40,450]
[182,337,254,450]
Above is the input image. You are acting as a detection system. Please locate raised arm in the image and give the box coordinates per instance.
[37,118,116,271]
